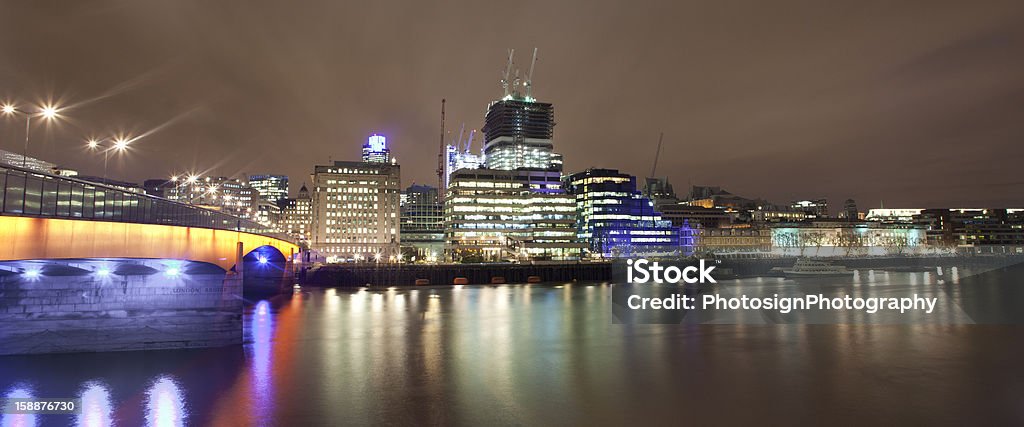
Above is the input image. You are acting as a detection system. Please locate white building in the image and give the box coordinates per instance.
[311,160,401,262]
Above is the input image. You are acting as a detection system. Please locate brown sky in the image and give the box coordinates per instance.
[1,0,1022,208]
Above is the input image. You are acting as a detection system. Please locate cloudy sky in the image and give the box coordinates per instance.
[1,0,1022,208]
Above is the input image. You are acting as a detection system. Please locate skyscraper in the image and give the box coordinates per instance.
[444,49,580,261]
[361,134,393,164]
[482,49,562,171]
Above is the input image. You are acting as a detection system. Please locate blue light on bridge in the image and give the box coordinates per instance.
[258,255,268,265]
[22,269,40,279]
[166,267,180,277]
[97,268,111,277]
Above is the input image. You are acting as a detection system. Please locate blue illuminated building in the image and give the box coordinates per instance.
[362,134,392,163]
[565,168,690,258]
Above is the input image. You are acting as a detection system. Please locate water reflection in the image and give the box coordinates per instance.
[2,384,37,427]
[76,381,113,427]
[144,376,187,427]
[1,267,1023,425]
[251,300,275,421]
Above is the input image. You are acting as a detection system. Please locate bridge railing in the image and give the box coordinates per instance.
[0,163,293,242]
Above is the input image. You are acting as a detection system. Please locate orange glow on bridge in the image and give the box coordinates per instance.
[0,216,298,270]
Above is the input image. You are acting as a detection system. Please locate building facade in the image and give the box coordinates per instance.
[565,169,684,258]
[791,199,829,218]
[248,174,289,206]
[770,221,927,257]
[445,169,582,261]
[361,134,392,164]
[281,184,312,243]
[400,184,444,261]
[482,99,562,171]
[311,160,401,262]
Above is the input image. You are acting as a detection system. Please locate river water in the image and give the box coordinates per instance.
[2,270,1023,425]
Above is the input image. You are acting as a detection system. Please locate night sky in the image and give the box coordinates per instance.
[1,1,1022,208]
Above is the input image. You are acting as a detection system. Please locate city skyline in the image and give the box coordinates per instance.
[2,1,1023,208]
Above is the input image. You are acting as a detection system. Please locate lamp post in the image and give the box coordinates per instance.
[86,137,130,182]
[1,103,61,168]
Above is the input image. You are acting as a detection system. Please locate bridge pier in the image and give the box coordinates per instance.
[0,259,243,355]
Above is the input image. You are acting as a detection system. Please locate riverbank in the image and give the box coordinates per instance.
[299,254,1024,287]
[300,262,612,286]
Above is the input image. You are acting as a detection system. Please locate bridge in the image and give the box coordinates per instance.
[0,163,300,355]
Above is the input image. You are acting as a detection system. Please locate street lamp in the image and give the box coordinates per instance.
[1,103,62,168]
[85,136,130,181]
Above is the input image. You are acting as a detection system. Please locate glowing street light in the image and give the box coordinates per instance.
[40,104,60,120]
[2,102,63,168]
[85,136,131,182]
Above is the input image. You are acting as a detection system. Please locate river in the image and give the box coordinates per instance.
[2,269,1023,425]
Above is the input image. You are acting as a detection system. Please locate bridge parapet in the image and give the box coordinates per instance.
[0,163,290,241]
[0,164,298,269]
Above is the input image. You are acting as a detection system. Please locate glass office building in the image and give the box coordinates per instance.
[565,168,684,258]
[248,174,289,206]
[445,168,583,261]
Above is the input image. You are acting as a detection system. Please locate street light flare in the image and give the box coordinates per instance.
[1,104,15,115]
[39,104,60,119]
[113,138,129,151]
[87,139,100,149]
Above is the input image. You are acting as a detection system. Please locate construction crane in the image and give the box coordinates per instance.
[501,49,515,98]
[464,129,476,152]
[650,132,664,178]
[437,99,445,201]
[525,48,538,100]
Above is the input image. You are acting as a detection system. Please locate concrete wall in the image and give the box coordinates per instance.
[0,259,241,355]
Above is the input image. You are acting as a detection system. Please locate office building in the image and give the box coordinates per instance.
[281,184,313,242]
[444,141,485,190]
[659,204,731,229]
[248,174,289,206]
[445,168,582,261]
[311,159,401,262]
[771,220,927,257]
[791,199,829,218]
[361,134,392,164]
[482,50,562,171]
[400,184,444,261]
[165,176,258,219]
[0,148,56,173]
[565,169,685,258]
[913,208,1024,251]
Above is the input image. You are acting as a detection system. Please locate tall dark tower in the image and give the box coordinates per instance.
[482,48,562,171]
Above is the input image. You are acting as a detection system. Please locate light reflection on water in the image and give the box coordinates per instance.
[0,268,1022,425]
[76,381,112,427]
[2,385,37,427]
[144,376,187,427]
